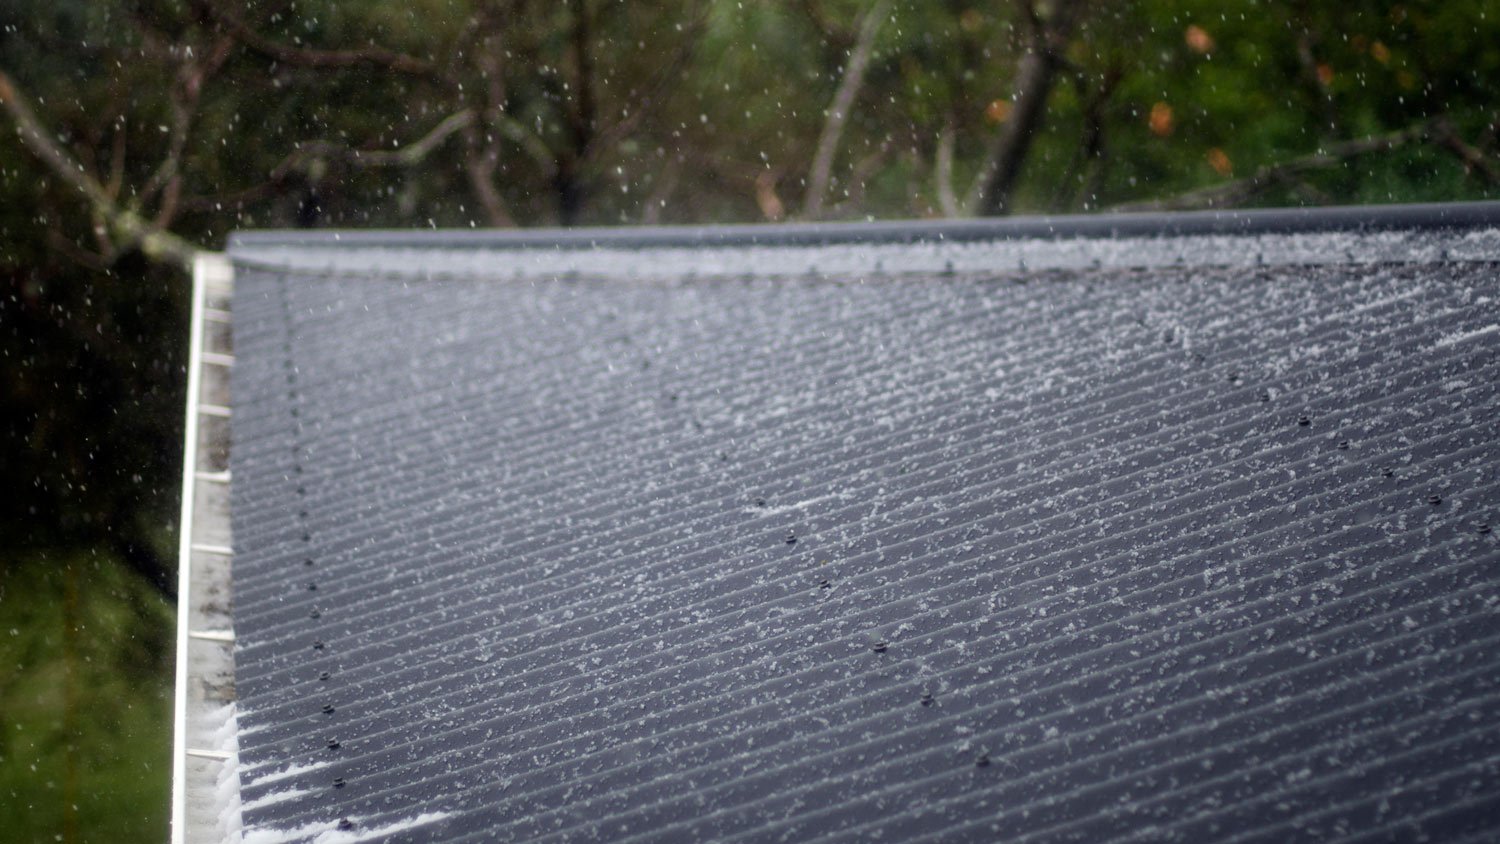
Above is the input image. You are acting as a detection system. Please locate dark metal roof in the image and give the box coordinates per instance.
[227,206,1500,842]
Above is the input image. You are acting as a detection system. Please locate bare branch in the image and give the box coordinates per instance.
[192,0,440,80]
[104,121,128,202]
[802,0,892,220]
[46,227,111,272]
[1431,118,1500,186]
[1112,121,1436,212]
[794,0,856,53]
[464,157,515,227]
[1052,63,1121,211]
[492,114,559,175]
[271,110,476,180]
[461,123,517,228]
[137,94,191,218]
[0,68,198,270]
[756,169,787,221]
[935,121,960,217]
[137,36,235,213]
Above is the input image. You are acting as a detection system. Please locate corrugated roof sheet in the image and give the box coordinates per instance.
[227,210,1500,842]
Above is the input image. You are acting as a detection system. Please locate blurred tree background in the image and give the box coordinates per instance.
[1,0,1495,839]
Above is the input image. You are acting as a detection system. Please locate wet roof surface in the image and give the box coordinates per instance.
[228,220,1500,842]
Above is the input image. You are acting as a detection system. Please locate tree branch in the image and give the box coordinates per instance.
[1430,118,1500,186]
[794,0,856,53]
[802,0,891,220]
[461,124,517,227]
[270,109,477,180]
[135,36,235,233]
[0,68,198,270]
[1053,63,1121,211]
[935,120,961,217]
[192,0,440,80]
[968,0,1085,216]
[1112,121,1437,212]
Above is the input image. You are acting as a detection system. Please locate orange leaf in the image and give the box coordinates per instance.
[1184,25,1215,54]
[1206,148,1233,176]
[1149,102,1174,137]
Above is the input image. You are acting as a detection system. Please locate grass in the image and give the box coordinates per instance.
[0,549,173,843]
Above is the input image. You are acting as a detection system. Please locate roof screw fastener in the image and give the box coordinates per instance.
[313,640,325,650]
[920,691,934,707]
[309,609,321,619]
[1478,523,1492,535]
[785,532,797,546]
[1337,441,1350,450]
[318,671,331,681]
[1298,415,1311,427]
[333,777,346,789]
[322,704,336,715]
[337,819,355,831]
[975,753,991,768]
[307,582,318,591]
[326,739,340,750]
[1429,495,1443,506]
[871,641,888,654]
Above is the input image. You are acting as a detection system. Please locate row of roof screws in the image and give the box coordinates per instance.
[1285,412,1469,512]
[281,318,344,761]
[278,281,347,788]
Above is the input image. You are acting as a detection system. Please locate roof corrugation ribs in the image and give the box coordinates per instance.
[228,242,1500,842]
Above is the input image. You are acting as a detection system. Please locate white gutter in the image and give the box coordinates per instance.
[171,253,240,844]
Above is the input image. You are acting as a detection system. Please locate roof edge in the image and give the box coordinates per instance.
[172,252,241,844]
[229,201,1500,253]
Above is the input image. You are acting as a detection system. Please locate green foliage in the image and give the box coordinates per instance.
[0,551,173,843]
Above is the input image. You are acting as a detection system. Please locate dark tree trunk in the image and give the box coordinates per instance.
[973,0,1084,217]
[558,0,596,225]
